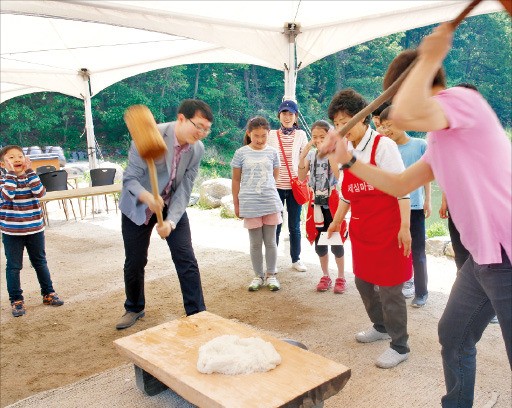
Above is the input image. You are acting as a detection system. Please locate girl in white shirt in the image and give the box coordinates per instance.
[231,116,283,291]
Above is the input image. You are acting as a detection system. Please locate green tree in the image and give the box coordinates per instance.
[444,13,512,126]
[1,12,509,159]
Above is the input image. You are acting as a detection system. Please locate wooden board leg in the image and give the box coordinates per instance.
[285,374,349,408]
[134,365,168,396]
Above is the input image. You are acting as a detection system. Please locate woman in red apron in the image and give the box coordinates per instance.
[327,89,412,369]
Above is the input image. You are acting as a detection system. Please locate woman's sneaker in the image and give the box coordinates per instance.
[267,276,281,291]
[316,276,332,292]
[11,300,26,317]
[248,277,265,292]
[355,327,391,343]
[402,279,415,298]
[43,292,64,306]
[292,260,307,272]
[333,278,347,294]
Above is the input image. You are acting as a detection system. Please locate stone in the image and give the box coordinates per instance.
[445,242,455,258]
[220,195,235,218]
[189,193,199,207]
[426,236,453,257]
[199,178,232,208]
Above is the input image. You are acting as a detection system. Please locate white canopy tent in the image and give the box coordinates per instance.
[1,0,505,168]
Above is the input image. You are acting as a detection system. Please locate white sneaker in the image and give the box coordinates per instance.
[267,275,281,291]
[402,279,415,299]
[375,348,409,369]
[248,276,264,292]
[355,327,391,343]
[292,260,307,272]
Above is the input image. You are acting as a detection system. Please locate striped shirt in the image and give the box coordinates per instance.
[268,129,308,190]
[275,132,295,189]
[230,145,283,218]
[0,169,46,235]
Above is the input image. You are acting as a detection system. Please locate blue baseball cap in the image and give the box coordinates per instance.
[278,100,299,114]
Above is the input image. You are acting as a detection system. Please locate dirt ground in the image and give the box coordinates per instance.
[0,199,510,408]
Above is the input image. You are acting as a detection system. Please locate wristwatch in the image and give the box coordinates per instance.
[341,155,357,170]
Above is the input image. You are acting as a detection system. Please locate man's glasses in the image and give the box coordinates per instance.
[188,118,211,136]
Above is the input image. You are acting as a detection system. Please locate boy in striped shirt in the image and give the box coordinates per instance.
[1,145,64,317]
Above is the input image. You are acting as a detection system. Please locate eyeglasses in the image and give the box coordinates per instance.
[188,118,211,136]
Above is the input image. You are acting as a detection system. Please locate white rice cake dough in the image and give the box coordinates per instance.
[197,335,282,375]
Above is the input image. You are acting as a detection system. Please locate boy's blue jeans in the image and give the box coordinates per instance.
[438,246,511,407]
[410,209,428,296]
[2,231,55,303]
[276,188,303,263]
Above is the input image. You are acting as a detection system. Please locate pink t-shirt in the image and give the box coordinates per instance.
[422,87,511,264]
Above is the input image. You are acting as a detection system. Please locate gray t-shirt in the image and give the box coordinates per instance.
[231,145,283,218]
[307,150,338,193]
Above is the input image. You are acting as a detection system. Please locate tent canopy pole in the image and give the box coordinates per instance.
[79,68,98,170]
[283,22,301,102]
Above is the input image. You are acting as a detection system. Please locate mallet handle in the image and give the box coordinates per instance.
[336,0,483,139]
[499,0,512,15]
[451,0,485,27]
[147,158,165,227]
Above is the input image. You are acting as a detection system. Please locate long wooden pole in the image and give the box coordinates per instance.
[335,0,484,139]
[147,159,165,227]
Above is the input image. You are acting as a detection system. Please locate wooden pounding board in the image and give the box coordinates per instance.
[114,311,350,408]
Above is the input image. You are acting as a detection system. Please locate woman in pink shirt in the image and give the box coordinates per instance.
[321,23,511,408]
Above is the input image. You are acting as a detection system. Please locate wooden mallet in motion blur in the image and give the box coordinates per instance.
[333,0,511,141]
[124,105,167,228]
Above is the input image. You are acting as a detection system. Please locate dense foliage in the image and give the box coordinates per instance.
[1,13,510,172]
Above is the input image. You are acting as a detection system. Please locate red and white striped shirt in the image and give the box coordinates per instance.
[275,132,295,189]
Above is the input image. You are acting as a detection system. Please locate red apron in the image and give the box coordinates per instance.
[342,135,412,286]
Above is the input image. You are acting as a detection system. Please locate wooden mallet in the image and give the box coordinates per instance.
[332,0,511,142]
[124,104,167,228]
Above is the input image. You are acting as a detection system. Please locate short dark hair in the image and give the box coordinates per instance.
[455,82,478,91]
[244,116,270,145]
[372,101,391,117]
[383,49,446,91]
[379,106,392,122]
[178,99,214,122]
[0,145,24,161]
[328,88,371,126]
